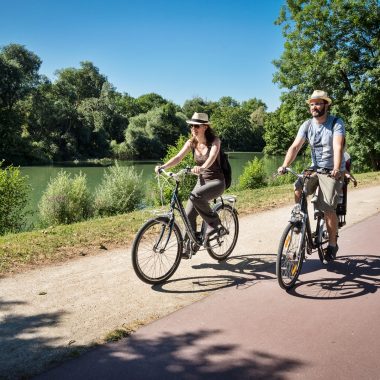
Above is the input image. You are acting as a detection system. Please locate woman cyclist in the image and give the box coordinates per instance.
[155,112,225,257]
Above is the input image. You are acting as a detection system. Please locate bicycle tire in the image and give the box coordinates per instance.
[316,216,329,263]
[206,203,239,261]
[132,216,182,284]
[276,222,305,290]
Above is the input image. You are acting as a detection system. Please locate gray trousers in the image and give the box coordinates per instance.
[185,177,225,232]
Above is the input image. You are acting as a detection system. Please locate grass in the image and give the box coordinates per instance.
[1,171,379,276]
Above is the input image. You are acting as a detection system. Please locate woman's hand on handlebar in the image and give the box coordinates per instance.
[155,165,164,174]
[191,166,204,175]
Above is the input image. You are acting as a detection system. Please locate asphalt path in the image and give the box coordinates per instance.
[35,191,380,380]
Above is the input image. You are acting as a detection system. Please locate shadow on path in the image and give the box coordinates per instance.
[0,298,70,379]
[289,254,380,299]
[152,253,277,293]
[37,328,305,380]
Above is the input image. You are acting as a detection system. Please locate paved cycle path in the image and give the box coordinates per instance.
[36,211,380,379]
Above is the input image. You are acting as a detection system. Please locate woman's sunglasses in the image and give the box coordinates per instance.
[190,124,201,129]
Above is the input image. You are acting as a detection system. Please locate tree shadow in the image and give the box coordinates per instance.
[152,254,277,293]
[289,254,380,299]
[0,298,71,379]
[37,328,305,380]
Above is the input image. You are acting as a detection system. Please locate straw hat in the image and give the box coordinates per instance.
[307,90,332,105]
[186,112,210,125]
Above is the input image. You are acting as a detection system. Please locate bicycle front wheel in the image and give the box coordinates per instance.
[206,204,239,261]
[316,216,329,263]
[276,222,305,290]
[132,217,182,285]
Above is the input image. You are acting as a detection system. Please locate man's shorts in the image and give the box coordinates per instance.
[294,173,343,212]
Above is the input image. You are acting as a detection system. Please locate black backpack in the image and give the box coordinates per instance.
[219,149,232,189]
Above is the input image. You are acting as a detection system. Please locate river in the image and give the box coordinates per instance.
[20,153,288,227]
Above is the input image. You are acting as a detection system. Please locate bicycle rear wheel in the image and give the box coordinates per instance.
[132,217,182,284]
[316,216,329,263]
[276,222,305,290]
[206,204,239,261]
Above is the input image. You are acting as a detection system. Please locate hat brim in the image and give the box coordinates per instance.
[307,96,332,105]
[186,119,210,125]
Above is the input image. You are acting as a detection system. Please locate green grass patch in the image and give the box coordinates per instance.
[1,171,379,275]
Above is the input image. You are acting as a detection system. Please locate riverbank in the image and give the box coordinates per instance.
[1,171,379,276]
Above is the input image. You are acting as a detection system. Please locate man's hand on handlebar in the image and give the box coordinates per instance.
[277,166,287,175]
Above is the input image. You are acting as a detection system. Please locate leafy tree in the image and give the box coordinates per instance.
[181,96,217,118]
[211,107,255,151]
[54,61,107,103]
[135,93,168,113]
[124,103,188,159]
[217,96,239,108]
[272,0,380,170]
[0,44,41,163]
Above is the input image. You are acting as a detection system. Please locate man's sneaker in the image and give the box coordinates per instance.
[323,245,339,264]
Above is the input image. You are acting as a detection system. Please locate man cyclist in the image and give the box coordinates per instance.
[277,90,345,262]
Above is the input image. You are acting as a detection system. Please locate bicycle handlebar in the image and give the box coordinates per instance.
[158,167,195,182]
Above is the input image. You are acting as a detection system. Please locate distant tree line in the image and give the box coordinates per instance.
[0,44,267,165]
[1,0,379,171]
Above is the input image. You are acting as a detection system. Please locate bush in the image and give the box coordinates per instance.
[0,162,30,235]
[238,157,267,189]
[39,171,93,226]
[94,162,144,216]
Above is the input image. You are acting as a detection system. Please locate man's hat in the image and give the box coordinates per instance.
[186,112,210,125]
[307,90,332,105]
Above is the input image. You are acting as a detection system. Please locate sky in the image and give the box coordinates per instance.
[0,0,286,111]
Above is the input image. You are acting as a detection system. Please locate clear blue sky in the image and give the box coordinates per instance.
[0,0,286,111]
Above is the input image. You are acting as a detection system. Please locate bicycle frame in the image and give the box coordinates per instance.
[289,169,325,252]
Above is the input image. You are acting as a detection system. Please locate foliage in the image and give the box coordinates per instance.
[0,44,42,164]
[211,107,255,151]
[0,162,30,235]
[271,0,380,169]
[124,103,188,159]
[94,162,144,216]
[147,135,196,206]
[38,171,93,226]
[181,97,217,118]
[238,157,267,190]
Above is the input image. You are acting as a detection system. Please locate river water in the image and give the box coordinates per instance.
[20,152,288,226]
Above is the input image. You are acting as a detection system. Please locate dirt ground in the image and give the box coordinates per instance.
[1,185,380,379]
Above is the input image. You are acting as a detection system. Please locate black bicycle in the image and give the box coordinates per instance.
[276,167,331,290]
[132,167,239,284]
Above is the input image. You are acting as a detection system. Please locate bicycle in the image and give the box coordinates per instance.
[131,167,239,285]
[276,167,332,290]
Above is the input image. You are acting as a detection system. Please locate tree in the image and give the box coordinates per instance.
[271,0,380,170]
[124,103,188,159]
[0,44,42,163]
[135,93,168,113]
[211,107,255,151]
[181,96,217,118]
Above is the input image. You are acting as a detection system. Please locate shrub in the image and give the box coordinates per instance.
[94,162,144,216]
[238,157,267,190]
[0,162,30,235]
[38,171,93,226]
